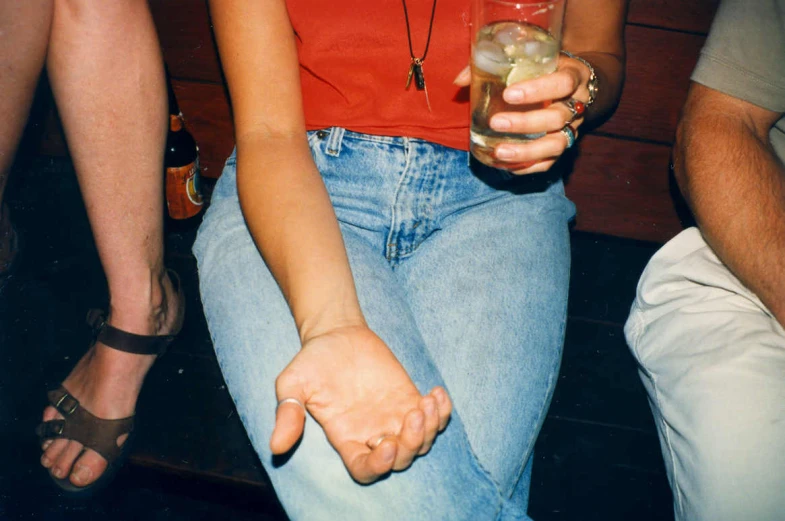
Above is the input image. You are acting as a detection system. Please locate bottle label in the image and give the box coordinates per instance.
[170,113,184,132]
[166,160,203,220]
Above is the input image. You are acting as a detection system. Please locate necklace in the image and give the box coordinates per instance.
[402,0,438,111]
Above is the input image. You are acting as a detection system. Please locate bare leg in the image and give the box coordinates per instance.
[0,1,53,270]
[39,0,181,487]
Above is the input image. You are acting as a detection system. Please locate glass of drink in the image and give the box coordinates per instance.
[470,0,566,170]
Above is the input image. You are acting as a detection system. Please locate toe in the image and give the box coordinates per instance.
[70,450,108,487]
[51,440,82,480]
[41,438,67,469]
[42,405,60,422]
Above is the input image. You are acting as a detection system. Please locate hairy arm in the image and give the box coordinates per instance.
[674,82,785,324]
[209,0,365,342]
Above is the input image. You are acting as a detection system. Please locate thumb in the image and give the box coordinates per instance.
[270,382,308,455]
[453,65,471,86]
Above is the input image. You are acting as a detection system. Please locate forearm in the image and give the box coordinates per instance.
[562,0,628,129]
[571,50,624,128]
[675,101,785,324]
[236,135,365,342]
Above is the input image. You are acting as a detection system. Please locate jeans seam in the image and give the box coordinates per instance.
[453,419,508,520]
[385,140,412,264]
[508,306,566,500]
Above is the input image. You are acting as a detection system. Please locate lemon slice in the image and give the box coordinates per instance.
[505,61,538,86]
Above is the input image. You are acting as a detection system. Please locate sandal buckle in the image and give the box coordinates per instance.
[86,309,107,331]
[55,393,79,415]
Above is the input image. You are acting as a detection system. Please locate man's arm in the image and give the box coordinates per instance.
[674,82,785,324]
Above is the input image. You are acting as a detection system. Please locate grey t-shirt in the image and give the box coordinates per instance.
[691,0,785,160]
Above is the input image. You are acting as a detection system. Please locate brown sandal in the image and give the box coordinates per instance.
[36,270,185,496]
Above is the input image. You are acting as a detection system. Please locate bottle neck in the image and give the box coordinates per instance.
[169,113,184,132]
[165,65,181,117]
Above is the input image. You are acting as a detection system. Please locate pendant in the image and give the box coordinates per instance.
[405,59,431,112]
[405,58,426,91]
[413,59,425,91]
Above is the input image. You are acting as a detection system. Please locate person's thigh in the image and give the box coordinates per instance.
[626,228,785,521]
[398,164,574,503]
[193,157,502,521]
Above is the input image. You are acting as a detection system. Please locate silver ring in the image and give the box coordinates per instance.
[561,125,576,149]
[276,397,305,413]
[562,98,585,125]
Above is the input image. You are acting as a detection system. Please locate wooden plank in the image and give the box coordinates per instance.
[628,0,719,34]
[171,80,234,179]
[131,352,272,487]
[149,0,223,84]
[565,134,684,243]
[599,25,705,144]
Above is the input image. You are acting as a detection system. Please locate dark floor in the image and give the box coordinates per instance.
[0,156,674,520]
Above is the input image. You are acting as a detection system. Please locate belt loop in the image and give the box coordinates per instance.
[326,127,345,157]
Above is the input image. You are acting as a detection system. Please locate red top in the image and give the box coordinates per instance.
[286,0,472,150]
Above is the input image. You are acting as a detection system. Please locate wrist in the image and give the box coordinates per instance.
[297,300,367,345]
[560,50,598,108]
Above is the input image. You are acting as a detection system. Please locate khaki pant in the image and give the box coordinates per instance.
[625,227,785,521]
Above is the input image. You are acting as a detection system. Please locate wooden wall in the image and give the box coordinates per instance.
[38,0,720,244]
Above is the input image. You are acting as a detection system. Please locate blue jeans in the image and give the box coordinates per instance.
[193,128,576,521]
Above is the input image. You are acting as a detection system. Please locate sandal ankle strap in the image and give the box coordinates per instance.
[87,309,178,355]
[86,270,184,356]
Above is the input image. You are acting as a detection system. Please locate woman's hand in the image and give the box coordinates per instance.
[270,325,452,484]
[456,53,592,174]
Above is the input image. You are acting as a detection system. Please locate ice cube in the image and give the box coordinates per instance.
[493,22,528,48]
[473,40,511,76]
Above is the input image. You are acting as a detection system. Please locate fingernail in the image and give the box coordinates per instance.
[52,467,64,479]
[424,401,435,416]
[505,89,524,103]
[453,66,471,85]
[72,465,92,485]
[411,413,424,431]
[491,117,511,131]
[434,389,446,406]
[495,148,515,159]
[42,441,52,451]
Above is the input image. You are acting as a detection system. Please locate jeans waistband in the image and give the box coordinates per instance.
[315,127,438,157]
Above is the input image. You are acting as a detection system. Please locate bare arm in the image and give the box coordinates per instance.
[561,0,628,127]
[674,82,785,324]
[209,0,364,342]
[209,0,450,482]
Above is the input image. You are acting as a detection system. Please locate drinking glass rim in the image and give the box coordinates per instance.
[480,0,563,7]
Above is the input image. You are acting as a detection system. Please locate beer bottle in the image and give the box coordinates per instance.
[164,68,203,220]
